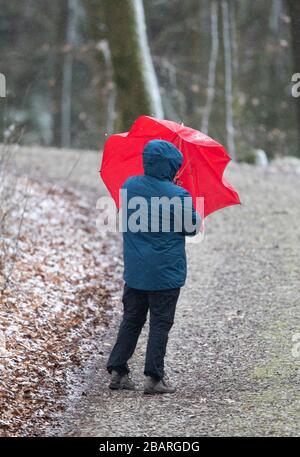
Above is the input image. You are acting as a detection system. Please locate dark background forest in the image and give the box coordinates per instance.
[0,0,300,160]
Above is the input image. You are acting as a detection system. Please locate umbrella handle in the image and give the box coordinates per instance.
[174,156,193,184]
[173,176,183,186]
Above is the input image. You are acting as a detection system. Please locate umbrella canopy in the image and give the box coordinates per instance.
[100,115,240,218]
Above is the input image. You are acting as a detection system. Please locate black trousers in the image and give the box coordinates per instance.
[107,283,180,381]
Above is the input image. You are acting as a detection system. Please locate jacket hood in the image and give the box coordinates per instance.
[143,140,183,181]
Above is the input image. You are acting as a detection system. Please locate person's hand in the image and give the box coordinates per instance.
[173,176,183,186]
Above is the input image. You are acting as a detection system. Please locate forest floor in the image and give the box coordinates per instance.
[0,145,122,436]
[1,145,300,436]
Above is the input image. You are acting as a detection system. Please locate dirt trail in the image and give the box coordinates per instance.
[59,162,299,437]
[10,147,300,436]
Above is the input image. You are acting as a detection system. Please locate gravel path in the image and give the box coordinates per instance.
[54,163,299,437]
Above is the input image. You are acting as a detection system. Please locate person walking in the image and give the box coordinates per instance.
[107,139,201,394]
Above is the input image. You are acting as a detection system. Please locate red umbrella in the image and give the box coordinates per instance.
[100,115,240,218]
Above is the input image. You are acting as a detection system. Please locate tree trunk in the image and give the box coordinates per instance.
[52,0,78,148]
[201,0,219,135]
[222,0,236,160]
[61,0,79,148]
[102,0,163,131]
[270,0,282,33]
[52,1,68,147]
[286,0,300,154]
[98,40,117,136]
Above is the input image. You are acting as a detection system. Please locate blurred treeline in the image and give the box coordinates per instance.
[0,0,299,159]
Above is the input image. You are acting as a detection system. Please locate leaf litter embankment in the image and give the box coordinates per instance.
[0,174,122,436]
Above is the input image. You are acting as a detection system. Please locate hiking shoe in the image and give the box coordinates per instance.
[109,370,136,391]
[144,376,176,395]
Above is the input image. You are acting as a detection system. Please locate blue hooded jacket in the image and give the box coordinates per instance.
[121,140,201,291]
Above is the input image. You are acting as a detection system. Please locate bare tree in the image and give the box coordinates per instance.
[97,40,117,136]
[52,0,79,148]
[61,0,79,148]
[201,0,219,134]
[270,0,282,33]
[222,0,236,160]
[230,0,239,77]
[52,1,68,147]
